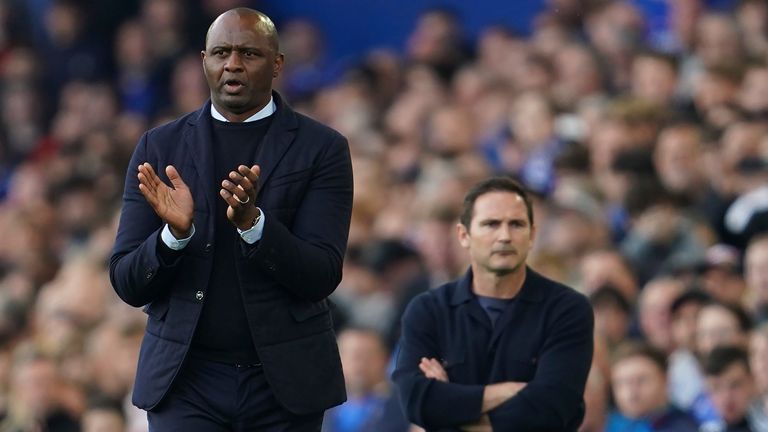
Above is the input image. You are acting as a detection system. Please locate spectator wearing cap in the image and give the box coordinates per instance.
[606,342,699,432]
[704,346,761,432]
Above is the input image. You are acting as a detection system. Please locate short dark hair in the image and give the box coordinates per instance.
[704,300,753,333]
[589,284,631,315]
[703,345,750,377]
[635,48,680,71]
[611,341,668,374]
[670,289,711,316]
[459,177,533,228]
[86,393,125,420]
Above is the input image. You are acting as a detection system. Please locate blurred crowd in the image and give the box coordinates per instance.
[0,0,768,431]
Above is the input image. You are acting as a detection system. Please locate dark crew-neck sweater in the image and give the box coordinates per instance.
[190,115,273,364]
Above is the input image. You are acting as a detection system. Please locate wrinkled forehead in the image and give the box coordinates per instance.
[206,13,276,50]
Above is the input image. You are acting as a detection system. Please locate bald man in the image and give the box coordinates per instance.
[110,8,353,431]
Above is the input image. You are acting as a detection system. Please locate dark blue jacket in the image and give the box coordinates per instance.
[109,92,353,414]
[393,268,594,431]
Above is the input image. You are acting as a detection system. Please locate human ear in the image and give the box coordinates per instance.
[457,223,471,249]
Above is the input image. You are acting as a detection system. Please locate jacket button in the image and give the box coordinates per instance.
[264,260,276,271]
[195,291,204,301]
[204,243,212,253]
[145,270,154,279]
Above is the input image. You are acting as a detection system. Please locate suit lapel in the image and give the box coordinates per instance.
[254,92,299,198]
[186,102,216,217]
[186,93,298,216]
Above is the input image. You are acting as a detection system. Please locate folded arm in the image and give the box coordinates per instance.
[487,294,594,430]
[393,296,491,428]
[419,357,526,431]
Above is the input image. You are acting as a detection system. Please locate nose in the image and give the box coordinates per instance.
[224,52,244,72]
[497,225,512,242]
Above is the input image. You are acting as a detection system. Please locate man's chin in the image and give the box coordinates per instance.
[488,265,518,276]
[487,261,525,276]
[215,95,251,111]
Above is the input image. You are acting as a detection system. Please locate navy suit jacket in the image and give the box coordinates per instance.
[393,268,594,431]
[109,92,352,414]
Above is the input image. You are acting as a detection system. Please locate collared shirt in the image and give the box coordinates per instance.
[210,97,276,122]
[160,99,276,250]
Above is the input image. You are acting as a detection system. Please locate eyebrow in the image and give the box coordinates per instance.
[208,45,264,52]
[478,217,528,224]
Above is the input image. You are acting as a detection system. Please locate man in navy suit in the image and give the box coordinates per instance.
[393,177,593,431]
[109,8,352,431]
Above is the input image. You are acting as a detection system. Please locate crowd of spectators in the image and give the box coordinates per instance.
[0,0,768,431]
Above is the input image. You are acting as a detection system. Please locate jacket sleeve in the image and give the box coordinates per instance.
[109,132,184,307]
[488,293,594,430]
[241,132,353,302]
[392,295,485,428]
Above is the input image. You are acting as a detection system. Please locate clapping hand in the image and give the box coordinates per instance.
[137,163,194,238]
[220,164,262,231]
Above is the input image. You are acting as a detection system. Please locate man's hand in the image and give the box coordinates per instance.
[419,357,449,382]
[419,359,491,430]
[137,163,193,238]
[418,356,525,430]
[220,164,261,230]
[482,381,526,413]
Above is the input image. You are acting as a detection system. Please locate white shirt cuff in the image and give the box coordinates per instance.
[161,224,195,250]
[237,208,265,244]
